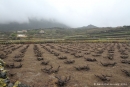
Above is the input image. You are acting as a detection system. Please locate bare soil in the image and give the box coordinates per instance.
[1,43,130,87]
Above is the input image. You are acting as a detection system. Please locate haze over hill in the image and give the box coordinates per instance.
[78,24,98,29]
[0,18,69,31]
[0,0,130,28]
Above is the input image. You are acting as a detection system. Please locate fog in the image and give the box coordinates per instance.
[0,0,130,28]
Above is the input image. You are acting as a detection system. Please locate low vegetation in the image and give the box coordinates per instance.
[0,43,130,86]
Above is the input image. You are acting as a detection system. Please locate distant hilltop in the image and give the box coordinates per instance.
[78,24,98,29]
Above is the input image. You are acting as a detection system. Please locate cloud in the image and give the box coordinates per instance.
[0,0,130,27]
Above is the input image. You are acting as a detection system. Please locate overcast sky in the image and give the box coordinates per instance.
[0,0,130,27]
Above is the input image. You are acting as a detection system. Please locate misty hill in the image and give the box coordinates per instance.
[0,19,69,31]
[79,24,98,29]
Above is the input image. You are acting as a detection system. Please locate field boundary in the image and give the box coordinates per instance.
[0,39,130,44]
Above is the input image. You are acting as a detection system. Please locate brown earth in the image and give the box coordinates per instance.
[1,43,130,87]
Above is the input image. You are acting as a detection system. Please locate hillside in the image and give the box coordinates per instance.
[22,26,130,40]
[78,24,98,29]
[0,24,130,41]
[0,19,69,31]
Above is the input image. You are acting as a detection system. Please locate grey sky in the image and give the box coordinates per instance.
[0,0,130,27]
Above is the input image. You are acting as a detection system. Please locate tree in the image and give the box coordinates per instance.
[10,33,17,40]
